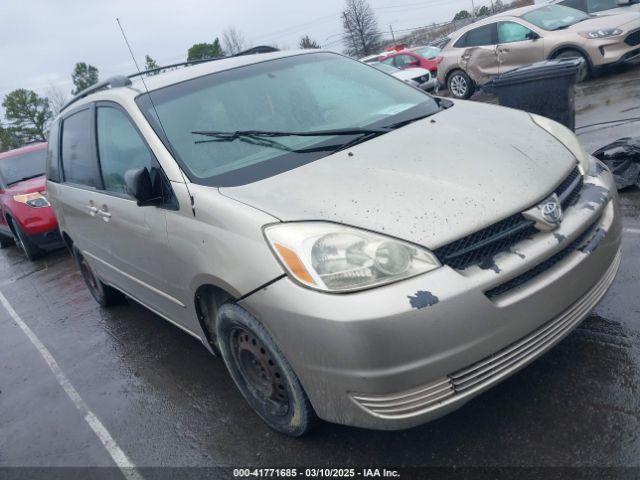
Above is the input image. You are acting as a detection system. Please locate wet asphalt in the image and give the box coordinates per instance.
[1,66,640,474]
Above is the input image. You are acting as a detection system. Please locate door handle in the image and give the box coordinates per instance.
[499,47,511,53]
[97,209,112,222]
[87,205,99,216]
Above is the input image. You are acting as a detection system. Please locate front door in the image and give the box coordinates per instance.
[497,21,545,74]
[92,103,178,316]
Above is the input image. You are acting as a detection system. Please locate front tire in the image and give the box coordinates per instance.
[447,70,475,99]
[216,304,316,436]
[554,50,590,83]
[73,248,124,307]
[0,234,14,249]
[9,217,42,261]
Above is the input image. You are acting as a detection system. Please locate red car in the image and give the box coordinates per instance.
[380,45,443,75]
[0,143,62,260]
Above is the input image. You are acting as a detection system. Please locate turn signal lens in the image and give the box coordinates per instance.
[273,243,316,286]
[13,192,50,208]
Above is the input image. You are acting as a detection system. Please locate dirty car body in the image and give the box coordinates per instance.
[46,50,621,434]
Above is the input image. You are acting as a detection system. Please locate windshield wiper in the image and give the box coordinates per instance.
[6,174,44,186]
[192,127,389,139]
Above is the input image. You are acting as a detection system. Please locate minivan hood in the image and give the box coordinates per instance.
[569,11,640,30]
[220,101,577,249]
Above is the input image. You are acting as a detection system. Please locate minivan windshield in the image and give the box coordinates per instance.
[521,5,590,31]
[0,149,46,187]
[137,52,442,186]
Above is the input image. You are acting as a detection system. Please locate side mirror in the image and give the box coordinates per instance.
[526,31,540,41]
[124,167,162,207]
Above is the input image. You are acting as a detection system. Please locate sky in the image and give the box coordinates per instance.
[0,0,492,107]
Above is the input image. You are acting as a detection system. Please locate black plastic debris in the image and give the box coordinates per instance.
[484,58,582,130]
[593,137,640,190]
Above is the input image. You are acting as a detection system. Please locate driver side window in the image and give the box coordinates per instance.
[498,22,535,43]
[96,106,155,195]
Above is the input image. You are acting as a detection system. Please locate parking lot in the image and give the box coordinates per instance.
[1,63,640,477]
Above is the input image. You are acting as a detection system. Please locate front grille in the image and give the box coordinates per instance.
[350,251,621,420]
[434,167,583,270]
[485,220,597,299]
[626,30,640,47]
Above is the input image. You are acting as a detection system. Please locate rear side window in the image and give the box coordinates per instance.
[46,121,61,182]
[96,106,155,194]
[61,109,101,188]
[462,24,497,47]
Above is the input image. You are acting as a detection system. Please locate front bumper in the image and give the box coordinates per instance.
[417,77,438,91]
[240,166,621,430]
[589,28,640,67]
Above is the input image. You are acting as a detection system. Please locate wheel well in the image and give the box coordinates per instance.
[550,46,592,68]
[194,284,235,350]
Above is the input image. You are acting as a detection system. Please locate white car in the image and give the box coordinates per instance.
[535,0,640,15]
[369,62,438,91]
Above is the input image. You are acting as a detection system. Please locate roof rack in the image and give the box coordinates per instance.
[60,46,280,113]
[60,75,132,112]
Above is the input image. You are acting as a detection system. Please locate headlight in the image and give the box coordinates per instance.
[13,192,50,208]
[579,29,622,39]
[530,114,589,175]
[265,222,440,292]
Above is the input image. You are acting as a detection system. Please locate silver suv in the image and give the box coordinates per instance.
[46,50,621,436]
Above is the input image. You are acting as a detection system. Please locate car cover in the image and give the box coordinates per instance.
[593,137,640,190]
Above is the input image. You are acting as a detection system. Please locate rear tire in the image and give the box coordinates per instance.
[9,217,42,261]
[216,304,317,437]
[73,247,124,307]
[447,70,475,99]
[0,234,14,249]
[554,50,590,82]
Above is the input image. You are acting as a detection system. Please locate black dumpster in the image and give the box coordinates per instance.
[484,58,583,131]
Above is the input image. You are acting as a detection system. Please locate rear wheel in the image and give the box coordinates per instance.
[9,217,42,261]
[0,233,14,249]
[216,304,317,436]
[73,248,124,307]
[447,70,475,99]
[554,50,590,82]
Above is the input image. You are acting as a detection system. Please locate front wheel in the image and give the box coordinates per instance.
[216,304,317,436]
[554,50,590,83]
[9,217,42,261]
[447,70,475,99]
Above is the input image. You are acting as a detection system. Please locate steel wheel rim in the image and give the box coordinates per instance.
[451,75,468,97]
[231,327,290,417]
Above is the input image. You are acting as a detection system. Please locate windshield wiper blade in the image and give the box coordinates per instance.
[192,127,389,139]
[6,174,44,186]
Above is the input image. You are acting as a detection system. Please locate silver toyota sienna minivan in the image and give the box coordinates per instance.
[46,50,622,436]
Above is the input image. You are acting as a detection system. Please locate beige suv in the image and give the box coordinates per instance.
[438,4,640,98]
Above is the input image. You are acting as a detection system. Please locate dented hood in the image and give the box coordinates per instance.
[220,101,577,249]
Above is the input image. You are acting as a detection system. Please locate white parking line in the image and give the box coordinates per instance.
[625,228,640,235]
[0,291,143,480]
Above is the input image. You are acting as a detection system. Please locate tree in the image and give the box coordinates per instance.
[453,10,472,21]
[299,35,321,49]
[0,123,20,152]
[2,89,53,143]
[493,0,505,12]
[222,26,246,55]
[476,5,491,17]
[46,85,69,117]
[71,62,99,95]
[187,39,224,61]
[144,54,160,74]
[342,0,381,58]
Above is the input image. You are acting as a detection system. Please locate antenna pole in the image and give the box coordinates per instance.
[115,18,196,216]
